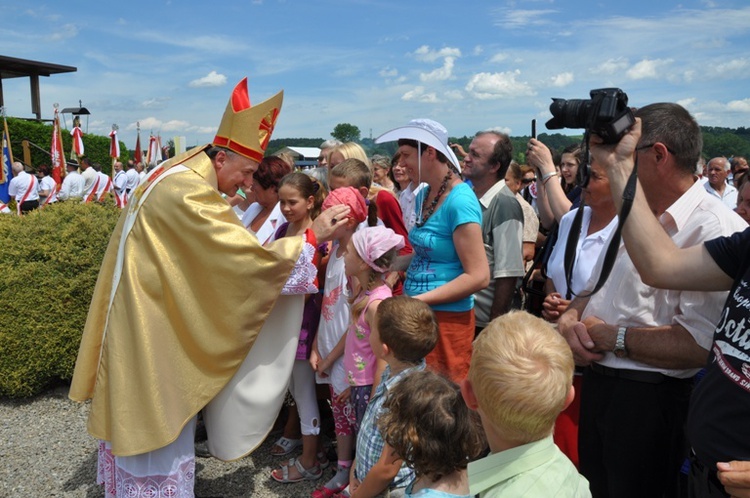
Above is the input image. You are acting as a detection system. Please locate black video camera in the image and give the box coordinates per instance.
[545,88,635,144]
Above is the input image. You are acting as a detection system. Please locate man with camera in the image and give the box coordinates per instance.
[589,116,750,498]
[557,102,746,498]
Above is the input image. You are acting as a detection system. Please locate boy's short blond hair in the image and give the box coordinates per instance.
[469,310,574,444]
[377,296,438,365]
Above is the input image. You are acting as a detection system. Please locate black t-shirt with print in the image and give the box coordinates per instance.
[687,226,750,469]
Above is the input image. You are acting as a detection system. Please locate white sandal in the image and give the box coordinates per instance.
[271,457,323,483]
[270,436,302,456]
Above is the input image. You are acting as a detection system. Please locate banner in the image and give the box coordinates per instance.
[109,127,120,159]
[51,107,66,185]
[134,126,143,166]
[70,118,84,159]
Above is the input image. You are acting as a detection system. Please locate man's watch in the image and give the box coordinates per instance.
[613,326,628,358]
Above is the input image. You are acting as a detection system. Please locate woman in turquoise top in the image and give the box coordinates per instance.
[389,121,489,383]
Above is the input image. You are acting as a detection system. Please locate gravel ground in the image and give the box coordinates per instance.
[0,385,333,497]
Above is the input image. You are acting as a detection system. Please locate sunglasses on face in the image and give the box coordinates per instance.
[521,177,536,184]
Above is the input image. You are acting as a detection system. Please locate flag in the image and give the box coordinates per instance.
[155,135,164,162]
[70,122,84,159]
[0,116,13,203]
[51,108,66,185]
[146,134,160,165]
[134,128,143,166]
[109,128,120,159]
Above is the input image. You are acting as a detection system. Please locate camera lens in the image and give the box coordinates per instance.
[547,98,593,130]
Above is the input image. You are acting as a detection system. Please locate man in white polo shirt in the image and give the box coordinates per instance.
[8,161,39,213]
[558,103,746,498]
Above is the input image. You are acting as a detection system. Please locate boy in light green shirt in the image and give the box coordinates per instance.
[462,311,591,497]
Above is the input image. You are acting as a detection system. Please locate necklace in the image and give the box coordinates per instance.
[417,171,452,227]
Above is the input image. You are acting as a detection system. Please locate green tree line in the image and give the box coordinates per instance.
[268,124,750,164]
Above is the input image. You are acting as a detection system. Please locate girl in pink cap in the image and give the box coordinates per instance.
[310,187,368,498]
[342,225,404,433]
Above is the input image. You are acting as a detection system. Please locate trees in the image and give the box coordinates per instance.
[331,123,361,143]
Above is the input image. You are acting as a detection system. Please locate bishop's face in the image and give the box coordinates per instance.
[215,150,259,197]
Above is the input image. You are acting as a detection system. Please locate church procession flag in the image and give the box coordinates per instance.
[1,107,13,204]
[51,104,66,186]
[146,133,162,165]
[134,123,142,167]
[109,124,120,162]
[70,115,84,160]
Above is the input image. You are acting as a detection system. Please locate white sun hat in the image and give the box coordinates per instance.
[375,118,461,172]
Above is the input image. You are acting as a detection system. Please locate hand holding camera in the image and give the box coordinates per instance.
[589,118,643,183]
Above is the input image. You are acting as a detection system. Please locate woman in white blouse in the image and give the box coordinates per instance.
[542,159,618,322]
[240,156,291,246]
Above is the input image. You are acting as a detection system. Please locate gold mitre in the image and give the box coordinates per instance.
[212,77,283,162]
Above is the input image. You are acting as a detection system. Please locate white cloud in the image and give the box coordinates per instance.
[401,87,439,103]
[591,58,630,76]
[465,70,536,100]
[550,72,574,87]
[492,8,558,29]
[626,59,673,80]
[715,58,750,72]
[379,67,398,78]
[140,97,171,110]
[420,57,456,82]
[49,23,78,41]
[133,117,163,131]
[490,52,510,64]
[677,98,697,109]
[486,126,513,135]
[727,99,750,112]
[413,45,461,62]
[161,120,191,131]
[473,45,483,56]
[189,71,227,88]
[444,90,464,100]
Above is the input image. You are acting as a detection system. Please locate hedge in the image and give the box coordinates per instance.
[0,201,121,397]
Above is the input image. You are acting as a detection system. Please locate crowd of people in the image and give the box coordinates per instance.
[2,154,157,214]
[52,77,750,498]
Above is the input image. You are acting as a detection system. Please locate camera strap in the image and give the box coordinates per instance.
[563,149,639,299]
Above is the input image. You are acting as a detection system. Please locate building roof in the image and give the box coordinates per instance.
[277,146,321,160]
[0,55,77,79]
[0,55,77,120]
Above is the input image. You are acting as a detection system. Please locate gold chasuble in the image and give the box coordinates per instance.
[69,146,303,457]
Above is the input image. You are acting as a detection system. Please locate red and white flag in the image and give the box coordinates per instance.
[134,127,143,166]
[146,134,163,165]
[70,124,84,157]
[51,107,66,185]
[109,128,120,159]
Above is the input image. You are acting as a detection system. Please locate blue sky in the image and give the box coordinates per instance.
[1,0,749,150]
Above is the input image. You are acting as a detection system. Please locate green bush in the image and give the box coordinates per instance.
[0,201,121,397]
